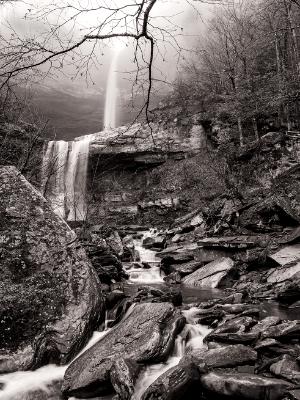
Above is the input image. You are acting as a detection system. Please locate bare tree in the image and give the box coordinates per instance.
[0,0,225,122]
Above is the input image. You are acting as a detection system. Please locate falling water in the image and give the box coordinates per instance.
[41,140,69,219]
[104,50,121,130]
[132,306,211,399]
[42,135,92,221]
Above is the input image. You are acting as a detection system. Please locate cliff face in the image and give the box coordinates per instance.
[82,122,216,226]
[87,122,207,169]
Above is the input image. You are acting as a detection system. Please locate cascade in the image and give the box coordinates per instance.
[42,135,92,221]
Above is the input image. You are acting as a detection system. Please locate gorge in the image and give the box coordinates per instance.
[1,2,300,399]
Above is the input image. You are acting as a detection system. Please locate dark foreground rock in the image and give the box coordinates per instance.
[110,358,141,400]
[187,344,257,369]
[141,361,200,400]
[62,303,185,398]
[201,371,293,400]
[0,166,103,372]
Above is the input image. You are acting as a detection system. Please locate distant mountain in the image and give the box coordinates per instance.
[30,83,105,140]
[27,81,167,141]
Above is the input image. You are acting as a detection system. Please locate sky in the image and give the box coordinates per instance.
[0,0,213,91]
[0,1,215,137]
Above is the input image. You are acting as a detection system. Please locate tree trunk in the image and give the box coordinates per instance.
[238,117,244,146]
[252,118,259,141]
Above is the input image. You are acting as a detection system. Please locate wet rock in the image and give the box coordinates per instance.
[261,320,300,340]
[270,355,300,384]
[133,286,182,306]
[163,271,182,284]
[277,280,300,305]
[143,235,166,250]
[239,195,300,233]
[182,257,234,288]
[141,361,200,400]
[105,230,124,257]
[205,316,258,344]
[106,290,126,309]
[187,344,257,369]
[110,358,141,400]
[0,166,103,371]
[62,303,185,398]
[160,253,194,266]
[267,245,300,284]
[198,236,257,250]
[251,317,281,335]
[161,260,203,277]
[201,371,293,400]
[255,339,300,359]
[287,389,300,399]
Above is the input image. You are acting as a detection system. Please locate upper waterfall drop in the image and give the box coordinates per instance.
[103,48,122,130]
[41,48,123,220]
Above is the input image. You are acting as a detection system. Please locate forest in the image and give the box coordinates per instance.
[0,1,300,400]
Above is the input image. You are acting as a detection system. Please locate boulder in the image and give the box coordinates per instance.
[187,344,257,369]
[110,358,141,400]
[239,195,300,233]
[182,257,234,288]
[205,316,258,344]
[261,320,300,340]
[267,245,300,284]
[143,235,166,250]
[161,260,203,277]
[0,166,103,372]
[141,361,200,400]
[201,371,293,400]
[62,303,185,398]
[105,230,123,257]
[270,355,300,385]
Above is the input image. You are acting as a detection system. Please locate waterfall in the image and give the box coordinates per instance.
[104,49,121,130]
[42,136,92,221]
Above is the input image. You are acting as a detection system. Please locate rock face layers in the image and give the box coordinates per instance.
[0,166,103,372]
[89,122,206,164]
[62,302,185,398]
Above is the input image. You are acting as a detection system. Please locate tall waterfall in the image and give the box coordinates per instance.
[42,136,92,221]
[42,49,122,220]
[104,49,120,129]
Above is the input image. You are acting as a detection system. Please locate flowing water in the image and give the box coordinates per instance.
[104,49,121,130]
[42,135,92,221]
[132,306,212,399]
[126,230,164,284]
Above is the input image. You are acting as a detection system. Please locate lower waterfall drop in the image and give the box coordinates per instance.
[41,135,92,221]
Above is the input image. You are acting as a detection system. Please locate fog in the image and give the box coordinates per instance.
[0,1,215,137]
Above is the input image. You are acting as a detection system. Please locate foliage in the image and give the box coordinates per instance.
[0,272,66,350]
[171,0,300,146]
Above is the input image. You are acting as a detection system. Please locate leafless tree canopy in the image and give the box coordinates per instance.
[0,0,225,119]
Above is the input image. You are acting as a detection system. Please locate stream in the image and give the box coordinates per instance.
[0,230,299,400]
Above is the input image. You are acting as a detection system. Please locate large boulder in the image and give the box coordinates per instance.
[0,166,103,372]
[201,372,293,400]
[62,303,185,398]
[182,257,234,288]
[187,344,257,369]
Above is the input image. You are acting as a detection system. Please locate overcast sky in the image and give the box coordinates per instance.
[0,1,213,93]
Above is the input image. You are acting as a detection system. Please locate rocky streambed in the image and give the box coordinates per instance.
[1,167,300,400]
